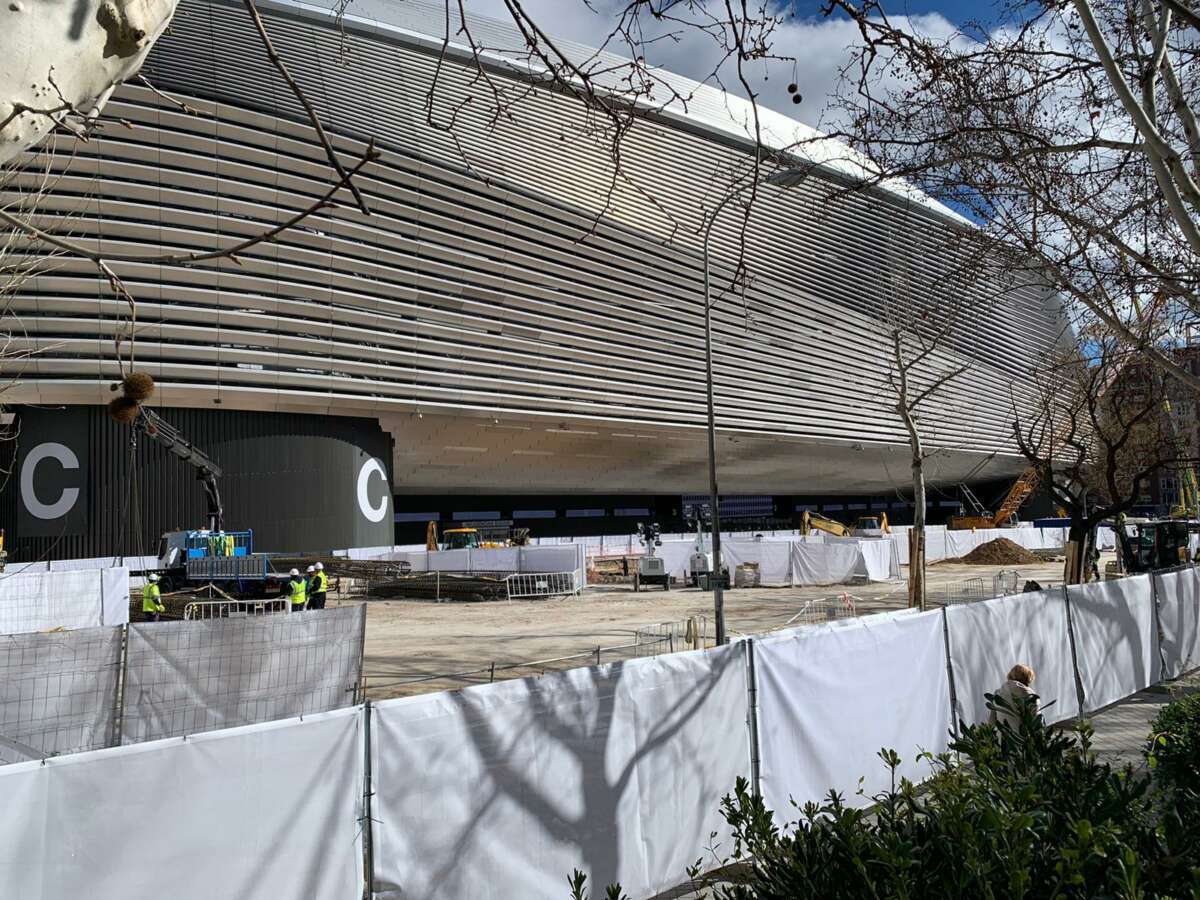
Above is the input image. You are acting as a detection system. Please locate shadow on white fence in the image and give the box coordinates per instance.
[1,568,1197,899]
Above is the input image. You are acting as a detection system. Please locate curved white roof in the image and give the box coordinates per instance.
[269,0,969,224]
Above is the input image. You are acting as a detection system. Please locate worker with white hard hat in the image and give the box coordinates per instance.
[308,561,329,610]
[142,573,165,622]
[286,568,307,610]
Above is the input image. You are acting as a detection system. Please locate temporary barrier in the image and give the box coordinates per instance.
[182,597,292,620]
[944,588,1079,726]
[1067,576,1156,713]
[0,627,123,763]
[1154,567,1200,681]
[504,572,580,600]
[0,708,364,900]
[0,566,129,635]
[754,611,952,821]
[370,643,750,900]
[121,605,366,743]
[377,545,586,589]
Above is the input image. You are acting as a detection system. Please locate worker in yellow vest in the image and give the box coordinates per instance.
[308,562,328,610]
[142,574,165,622]
[286,568,307,610]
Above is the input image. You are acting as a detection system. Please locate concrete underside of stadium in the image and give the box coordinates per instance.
[379,407,1028,496]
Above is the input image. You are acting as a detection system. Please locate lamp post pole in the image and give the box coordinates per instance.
[702,219,726,645]
[699,167,808,646]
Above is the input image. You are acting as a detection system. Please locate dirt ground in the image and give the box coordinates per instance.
[343,556,1075,700]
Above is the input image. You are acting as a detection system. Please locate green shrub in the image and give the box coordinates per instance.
[574,698,1200,899]
[1148,692,1200,804]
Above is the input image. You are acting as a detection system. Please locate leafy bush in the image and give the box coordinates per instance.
[573,698,1200,899]
[1147,691,1200,805]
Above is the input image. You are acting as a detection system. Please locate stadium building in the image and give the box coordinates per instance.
[0,0,1067,557]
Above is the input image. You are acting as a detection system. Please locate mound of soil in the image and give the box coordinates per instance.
[959,537,1043,566]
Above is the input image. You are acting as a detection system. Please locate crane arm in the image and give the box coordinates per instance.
[131,408,225,532]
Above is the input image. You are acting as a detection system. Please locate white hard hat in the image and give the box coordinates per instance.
[306,565,315,573]
[148,574,159,583]
[289,568,300,577]
[314,562,324,571]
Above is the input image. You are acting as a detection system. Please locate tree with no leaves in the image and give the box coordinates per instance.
[1013,331,1191,582]
[820,0,1200,395]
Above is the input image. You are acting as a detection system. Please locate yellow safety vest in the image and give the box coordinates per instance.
[142,583,164,614]
[312,571,328,593]
[287,578,307,606]
[223,534,234,557]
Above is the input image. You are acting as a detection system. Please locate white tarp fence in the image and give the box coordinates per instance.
[0,708,364,900]
[0,566,128,635]
[656,538,898,586]
[1154,567,1200,681]
[944,589,1080,725]
[0,555,156,575]
[0,566,1194,899]
[755,611,952,817]
[0,627,123,764]
[377,545,585,589]
[1068,575,1157,713]
[370,643,750,900]
[122,606,365,744]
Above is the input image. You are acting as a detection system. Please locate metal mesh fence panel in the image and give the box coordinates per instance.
[0,627,122,763]
[121,605,366,744]
[0,569,115,635]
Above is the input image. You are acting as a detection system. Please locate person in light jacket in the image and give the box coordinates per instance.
[988,664,1038,729]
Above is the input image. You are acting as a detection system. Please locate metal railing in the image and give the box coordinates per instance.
[183,598,291,620]
[633,616,709,656]
[993,570,1020,597]
[943,577,988,606]
[785,594,858,626]
[504,572,580,600]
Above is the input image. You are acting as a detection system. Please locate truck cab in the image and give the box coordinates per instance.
[441,528,482,551]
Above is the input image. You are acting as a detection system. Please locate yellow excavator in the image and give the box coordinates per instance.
[426,521,531,551]
[800,510,890,537]
[948,467,1040,530]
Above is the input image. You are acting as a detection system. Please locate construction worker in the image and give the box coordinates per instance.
[286,568,307,610]
[142,574,165,622]
[308,561,328,610]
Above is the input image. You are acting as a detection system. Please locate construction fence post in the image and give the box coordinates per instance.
[745,639,762,796]
[362,700,375,899]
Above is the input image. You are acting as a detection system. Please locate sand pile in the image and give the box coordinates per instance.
[958,537,1043,565]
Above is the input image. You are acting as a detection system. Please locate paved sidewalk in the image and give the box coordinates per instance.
[1084,672,1200,772]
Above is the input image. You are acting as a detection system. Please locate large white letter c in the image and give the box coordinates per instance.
[20,442,80,520]
[357,458,388,523]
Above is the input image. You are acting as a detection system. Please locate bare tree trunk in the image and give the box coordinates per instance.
[898,401,927,610]
[1064,518,1092,585]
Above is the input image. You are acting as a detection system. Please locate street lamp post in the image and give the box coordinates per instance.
[701,167,808,646]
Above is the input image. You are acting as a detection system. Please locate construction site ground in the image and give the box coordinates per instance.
[350,557,1075,700]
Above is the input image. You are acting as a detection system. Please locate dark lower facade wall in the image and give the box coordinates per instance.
[2,406,394,561]
[394,480,1057,544]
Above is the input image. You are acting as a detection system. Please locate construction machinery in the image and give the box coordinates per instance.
[426,521,531,551]
[634,521,669,591]
[126,407,288,595]
[800,510,850,538]
[1116,519,1194,574]
[948,467,1040,530]
[852,512,891,535]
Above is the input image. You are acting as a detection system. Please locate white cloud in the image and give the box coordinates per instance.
[460,1,963,130]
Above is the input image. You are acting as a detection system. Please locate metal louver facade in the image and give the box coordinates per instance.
[4,0,1067,498]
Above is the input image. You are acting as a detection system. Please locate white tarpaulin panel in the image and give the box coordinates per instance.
[755,611,951,820]
[724,540,793,586]
[122,606,365,743]
[371,643,750,900]
[1068,576,1156,713]
[944,590,1079,725]
[0,627,122,763]
[0,708,363,900]
[0,567,127,635]
[790,541,862,586]
[1154,568,1200,680]
[855,539,897,581]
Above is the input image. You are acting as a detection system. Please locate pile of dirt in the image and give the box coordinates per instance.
[958,537,1044,565]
